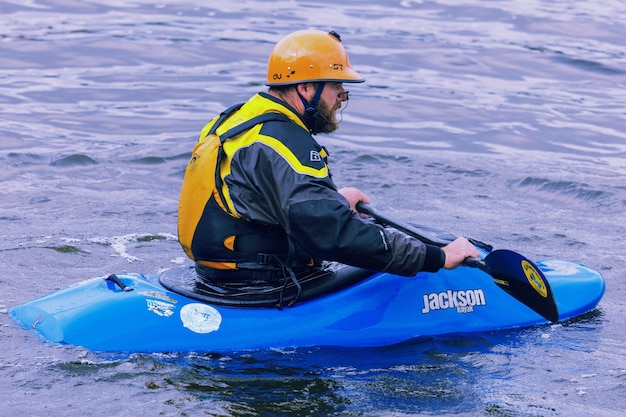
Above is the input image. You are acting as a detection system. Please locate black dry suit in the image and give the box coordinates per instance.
[177,92,445,282]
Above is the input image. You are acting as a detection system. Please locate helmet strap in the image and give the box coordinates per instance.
[298,82,326,131]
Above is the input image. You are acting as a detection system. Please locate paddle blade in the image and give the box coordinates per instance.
[484,249,559,323]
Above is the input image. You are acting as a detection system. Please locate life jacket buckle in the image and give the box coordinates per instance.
[256,253,273,266]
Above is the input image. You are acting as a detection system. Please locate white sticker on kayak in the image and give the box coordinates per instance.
[180,303,222,334]
[146,299,175,317]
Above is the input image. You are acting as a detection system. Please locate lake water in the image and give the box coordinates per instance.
[1,0,625,416]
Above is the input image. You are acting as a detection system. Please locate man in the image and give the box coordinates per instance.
[178,29,478,284]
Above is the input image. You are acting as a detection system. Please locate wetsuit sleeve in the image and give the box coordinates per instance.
[383,228,446,275]
[288,199,445,276]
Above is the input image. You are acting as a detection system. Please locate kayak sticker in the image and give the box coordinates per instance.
[180,303,222,334]
[140,291,178,304]
[146,299,176,317]
[421,288,486,314]
[521,260,548,298]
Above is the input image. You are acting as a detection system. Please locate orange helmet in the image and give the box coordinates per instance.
[266,30,365,86]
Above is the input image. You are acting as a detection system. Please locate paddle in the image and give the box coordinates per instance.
[356,203,559,323]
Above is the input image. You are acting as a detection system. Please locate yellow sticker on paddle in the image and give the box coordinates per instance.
[522,260,548,298]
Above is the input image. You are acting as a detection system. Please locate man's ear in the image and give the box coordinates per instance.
[296,83,316,101]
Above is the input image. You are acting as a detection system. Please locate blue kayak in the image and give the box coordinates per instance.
[9,255,605,353]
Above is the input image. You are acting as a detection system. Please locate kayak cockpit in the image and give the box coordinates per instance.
[159,263,375,308]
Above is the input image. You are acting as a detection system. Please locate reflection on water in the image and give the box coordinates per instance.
[1,0,625,416]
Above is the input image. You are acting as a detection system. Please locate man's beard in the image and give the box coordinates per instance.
[306,100,340,135]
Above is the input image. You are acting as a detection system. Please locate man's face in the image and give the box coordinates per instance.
[311,82,349,134]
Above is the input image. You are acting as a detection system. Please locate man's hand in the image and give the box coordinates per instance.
[339,187,371,214]
[442,237,480,269]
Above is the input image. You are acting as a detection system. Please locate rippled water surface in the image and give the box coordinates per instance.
[1,1,625,416]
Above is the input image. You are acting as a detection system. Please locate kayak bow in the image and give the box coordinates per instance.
[356,203,559,322]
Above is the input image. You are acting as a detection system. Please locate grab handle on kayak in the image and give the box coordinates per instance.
[106,274,134,292]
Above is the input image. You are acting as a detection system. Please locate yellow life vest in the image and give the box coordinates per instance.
[178,103,290,267]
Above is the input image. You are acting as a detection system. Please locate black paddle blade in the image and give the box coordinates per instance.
[484,249,559,323]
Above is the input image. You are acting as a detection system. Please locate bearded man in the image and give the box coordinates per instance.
[177,30,477,285]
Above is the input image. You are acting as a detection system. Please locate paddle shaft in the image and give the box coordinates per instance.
[357,204,443,246]
[356,202,486,269]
